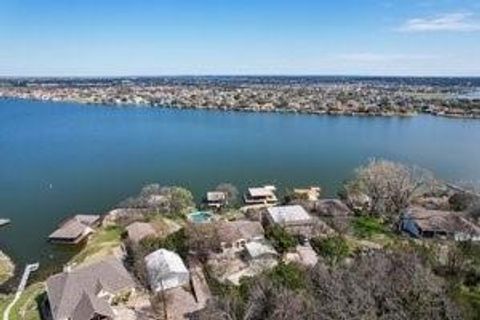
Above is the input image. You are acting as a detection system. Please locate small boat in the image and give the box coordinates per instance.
[0,219,11,227]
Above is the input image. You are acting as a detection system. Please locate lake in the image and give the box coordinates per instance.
[1,99,480,277]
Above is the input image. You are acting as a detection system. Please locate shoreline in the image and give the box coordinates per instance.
[0,250,14,288]
[2,96,480,120]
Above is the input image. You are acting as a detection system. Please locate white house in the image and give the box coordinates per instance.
[144,249,190,292]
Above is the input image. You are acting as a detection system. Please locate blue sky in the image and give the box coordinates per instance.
[1,0,480,77]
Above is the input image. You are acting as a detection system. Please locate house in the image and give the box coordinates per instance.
[206,191,227,209]
[266,205,314,237]
[48,214,101,244]
[163,262,211,320]
[45,257,136,320]
[216,220,265,253]
[144,249,190,292]
[315,199,352,217]
[244,185,278,205]
[401,206,480,241]
[125,221,157,243]
[293,186,321,201]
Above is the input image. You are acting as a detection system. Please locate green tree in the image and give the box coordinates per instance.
[265,225,298,254]
[311,235,350,265]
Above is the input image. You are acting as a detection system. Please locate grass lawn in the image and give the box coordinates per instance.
[70,225,123,265]
[352,216,391,238]
[349,216,398,249]
[0,282,44,320]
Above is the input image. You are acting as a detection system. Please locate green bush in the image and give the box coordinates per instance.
[265,225,298,254]
[311,235,350,265]
[139,229,189,259]
[352,216,389,238]
[266,262,308,291]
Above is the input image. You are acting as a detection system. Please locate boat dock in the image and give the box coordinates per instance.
[3,262,40,320]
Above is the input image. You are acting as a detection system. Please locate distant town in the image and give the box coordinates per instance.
[1,159,480,319]
[1,76,480,118]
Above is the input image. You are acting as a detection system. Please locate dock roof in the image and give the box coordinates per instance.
[248,187,275,198]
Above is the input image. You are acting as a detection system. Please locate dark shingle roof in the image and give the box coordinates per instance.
[46,257,135,320]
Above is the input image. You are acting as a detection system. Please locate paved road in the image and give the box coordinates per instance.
[3,263,39,320]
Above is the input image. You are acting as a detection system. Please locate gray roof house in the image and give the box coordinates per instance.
[145,249,190,292]
[315,199,352,217]
[46,257,136,320]
[49,214,101,244]
[266,205,314,237]
[401,206,480,241]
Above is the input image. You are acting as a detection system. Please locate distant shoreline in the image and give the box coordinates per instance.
[2,96,480,120]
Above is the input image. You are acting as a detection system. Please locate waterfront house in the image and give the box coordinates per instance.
[266,205,314,237]
[206,191,227,209]
[293,186,321,201]
[244,185,278,205]
[401,206,480,241]
[216,220,265,253]
[144,249,190,292]
[45,257,136,320]
[48,214,101,244]
[125,221,156,243]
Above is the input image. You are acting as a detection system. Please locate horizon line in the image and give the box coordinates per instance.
[1,73,480,79]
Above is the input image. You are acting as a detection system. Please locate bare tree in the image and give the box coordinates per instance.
[345,159,435,220]
[117,184,194,217]
[215,183,239,206]
[185,222,221,261]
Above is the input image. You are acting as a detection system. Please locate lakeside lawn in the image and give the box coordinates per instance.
[69,225,124,265]
[0,282,44,320]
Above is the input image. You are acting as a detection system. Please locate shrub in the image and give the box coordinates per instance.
[265,225,298,254]
[311,235,350,265]
[352,216,389,238]
[266,262,308,291]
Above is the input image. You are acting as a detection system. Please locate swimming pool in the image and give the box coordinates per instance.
[187,211,214,223]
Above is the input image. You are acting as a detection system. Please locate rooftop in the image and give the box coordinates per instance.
[144,248,188,278]
[315,199,352,216]
[216,220,264,244]
[248,186,276,198]
[49,214,101,241]
[267,205,312,225]
[404,206,480,236]
[245,241,277,259]
[207,191,227,202]
[46,257,136,320]
[126,221,156,243]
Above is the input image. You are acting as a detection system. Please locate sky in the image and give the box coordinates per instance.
[1,0,480,77]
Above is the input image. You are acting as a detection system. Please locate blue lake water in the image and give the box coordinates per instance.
[1,99,480,275]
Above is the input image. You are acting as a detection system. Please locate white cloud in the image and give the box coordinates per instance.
[398,12,480,32]
[338,53,435,63]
